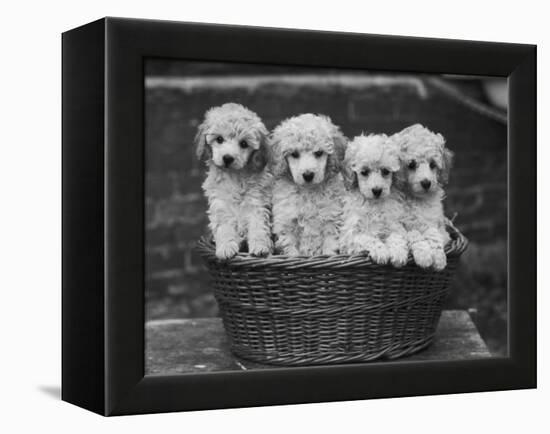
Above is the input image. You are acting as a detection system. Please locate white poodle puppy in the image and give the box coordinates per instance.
[339,134,409,266]
[270,114,347,256]
[393,124,454,270]
[196,102,272,260]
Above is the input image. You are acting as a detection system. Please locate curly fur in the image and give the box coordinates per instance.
[270,114,347,256]
[196,103,272,259]
[339,134,409,267]
[393,124,454,270]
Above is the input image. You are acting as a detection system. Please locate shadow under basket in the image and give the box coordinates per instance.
[197,226,468,366]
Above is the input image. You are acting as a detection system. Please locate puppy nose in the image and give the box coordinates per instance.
[223,155,234,166]
[372,188,382,198]
[420,179,431,190]
[302,172,314,183]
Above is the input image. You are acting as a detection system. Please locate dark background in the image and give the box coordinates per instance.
[145,59,508,355]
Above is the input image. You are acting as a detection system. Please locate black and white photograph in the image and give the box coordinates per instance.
[144,59,508,373]
[1,0,544,428]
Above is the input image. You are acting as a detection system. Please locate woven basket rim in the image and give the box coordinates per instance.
[196,223,468,269]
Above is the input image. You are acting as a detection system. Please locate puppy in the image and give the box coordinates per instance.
[394,124,453,270]
[340,134,409,266]
[196,102,272,260]
[270,114,347,256]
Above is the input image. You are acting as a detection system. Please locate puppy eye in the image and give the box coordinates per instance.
[408,160,417,170]
[314,150,324,158]
[429,160,437,170]
[360,169,370,177]
[381,168,390,177]
[290,151,300,158]
[239,140,248,149]
[215,136,224,144]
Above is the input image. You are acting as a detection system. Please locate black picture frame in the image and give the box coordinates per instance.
[62,17,536,416]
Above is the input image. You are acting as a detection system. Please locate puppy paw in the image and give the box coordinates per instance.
[369,243,389,264]
[386,234,409,267]
[249,239,272,257]
[389,247,409,268]
[215,240,240,260]
[432,249,447,271]
[411,243,433,269]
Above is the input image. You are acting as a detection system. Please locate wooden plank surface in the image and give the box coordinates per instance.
[145,310,491,375]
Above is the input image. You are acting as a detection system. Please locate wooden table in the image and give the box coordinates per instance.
[145,310,491,375]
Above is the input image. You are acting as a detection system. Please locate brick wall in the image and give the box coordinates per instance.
[145,70,507,327]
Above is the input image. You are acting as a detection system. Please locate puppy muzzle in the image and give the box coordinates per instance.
[302,171,315,183]
[223,155,235,167]
[372,187,382,198]
[420,179,432,191]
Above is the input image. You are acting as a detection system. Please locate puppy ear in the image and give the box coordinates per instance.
[439,147,454,185]
[341,142,358,190]
[392,167,407,192]
[385,136,404,191]
[326,124,348,179]
[248,135,269,172]
[268,130,291,179]
[342,164,358,191]
[272,156,289,178]
[194,119,211,161]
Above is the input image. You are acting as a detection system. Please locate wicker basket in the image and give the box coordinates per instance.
[197,226,467,366]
